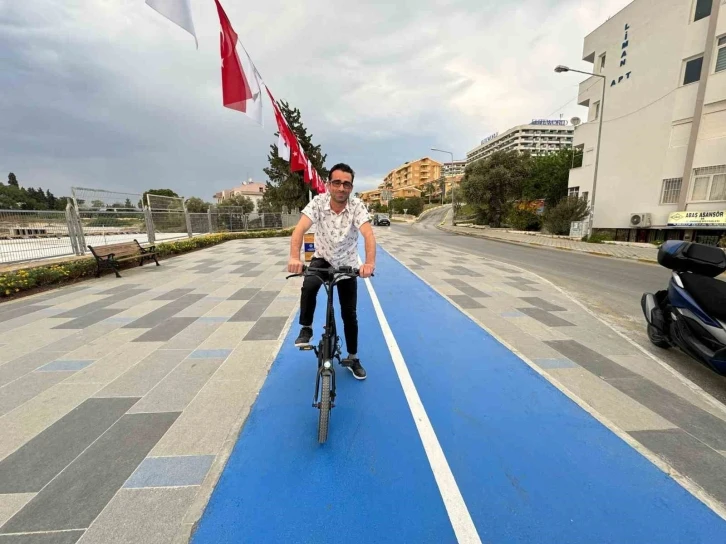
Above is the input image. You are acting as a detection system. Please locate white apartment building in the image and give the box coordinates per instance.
[213,180,266,210]
[568,0,726,245]
[443,160,466,176]
[466,121,575,165]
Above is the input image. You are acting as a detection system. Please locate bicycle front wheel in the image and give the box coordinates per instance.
[318,372,331,444]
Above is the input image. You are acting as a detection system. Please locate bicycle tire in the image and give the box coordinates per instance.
[318,372,331,444]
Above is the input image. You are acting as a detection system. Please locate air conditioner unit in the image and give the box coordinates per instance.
[630,212,652,227]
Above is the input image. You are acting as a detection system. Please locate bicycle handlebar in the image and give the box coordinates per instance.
[285,265,373,280]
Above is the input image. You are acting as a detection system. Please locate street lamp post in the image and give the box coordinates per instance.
[431,148,455,225]
[554,65,606,237]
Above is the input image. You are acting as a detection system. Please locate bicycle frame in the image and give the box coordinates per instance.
[286,265,361,408]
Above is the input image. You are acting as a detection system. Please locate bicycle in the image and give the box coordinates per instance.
[286,264,368,444]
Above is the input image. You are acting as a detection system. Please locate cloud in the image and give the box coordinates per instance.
[0,0,631,198]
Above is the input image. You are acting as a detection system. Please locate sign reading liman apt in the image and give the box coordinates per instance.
[531,119,568,126]
[668,210,726,227]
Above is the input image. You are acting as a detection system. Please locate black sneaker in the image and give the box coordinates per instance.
[341,357,366,380]
[295,327,313,347]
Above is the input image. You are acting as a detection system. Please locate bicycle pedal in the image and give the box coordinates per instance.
[299,345,314,351]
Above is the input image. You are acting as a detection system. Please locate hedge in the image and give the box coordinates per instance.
[0,229,293,299]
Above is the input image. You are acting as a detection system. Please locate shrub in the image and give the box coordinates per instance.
[542,196,589,235]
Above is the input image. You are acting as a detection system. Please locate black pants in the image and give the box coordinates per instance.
[299,258,358,355]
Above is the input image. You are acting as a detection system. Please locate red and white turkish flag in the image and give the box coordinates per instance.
[266,87,307,171]
[214,0,263,125]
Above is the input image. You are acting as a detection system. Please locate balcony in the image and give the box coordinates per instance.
[578,75,604,107]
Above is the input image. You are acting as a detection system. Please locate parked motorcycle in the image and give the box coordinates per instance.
[641,240,726,375]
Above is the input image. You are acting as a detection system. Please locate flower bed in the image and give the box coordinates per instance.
[0,229,293,300]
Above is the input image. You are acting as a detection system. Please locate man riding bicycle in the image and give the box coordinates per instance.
[287,163,376,380]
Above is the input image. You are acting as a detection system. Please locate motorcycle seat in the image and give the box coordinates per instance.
[680,273,726,321]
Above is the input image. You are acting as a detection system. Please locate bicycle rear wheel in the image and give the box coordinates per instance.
[318,372,331,444]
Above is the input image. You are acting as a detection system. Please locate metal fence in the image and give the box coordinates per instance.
[0,205,300,265]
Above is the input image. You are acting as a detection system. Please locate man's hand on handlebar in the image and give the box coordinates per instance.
[287,258,304,275]
[359,263,374,279]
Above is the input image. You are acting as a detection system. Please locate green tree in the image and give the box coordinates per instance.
[402,196,424,216]
[218,194,254,214]
[460,151,532,227]
[185,197,211,213]
[7,173,18,187]
[262,99,327,212]
[524,148,575,207]
[542,195,590,235]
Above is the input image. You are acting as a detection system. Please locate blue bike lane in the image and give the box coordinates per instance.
[191,245,726,543]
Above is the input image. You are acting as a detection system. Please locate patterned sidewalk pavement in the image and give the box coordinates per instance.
[441,223,660,262]
[0,230,725,543]
[0,238,297,543]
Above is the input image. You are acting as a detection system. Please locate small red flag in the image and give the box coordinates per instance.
[214,0,252,112]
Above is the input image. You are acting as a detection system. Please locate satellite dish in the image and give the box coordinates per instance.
[570,117,582,126]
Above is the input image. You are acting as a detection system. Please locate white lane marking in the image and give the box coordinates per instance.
[359,258,482,544]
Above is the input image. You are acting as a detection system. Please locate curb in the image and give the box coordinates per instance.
[436,225,658,265]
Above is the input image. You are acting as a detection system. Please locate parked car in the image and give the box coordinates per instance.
[374,213,390,226]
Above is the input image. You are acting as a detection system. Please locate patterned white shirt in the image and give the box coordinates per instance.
[302,193,370,268]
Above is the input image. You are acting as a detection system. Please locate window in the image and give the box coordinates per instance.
[582,191,589,203]
[592,101,600,121]
[660,178,683,204]
[716,36,726,73]
[683,56,704,85]
[690,166,726,201]
[694,0,712,22]
[568,186,580,198]
[599,53,606,73]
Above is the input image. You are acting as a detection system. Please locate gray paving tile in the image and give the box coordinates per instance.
[517,307,574,327]
[0,531,85,544]
[0,398,139,494]
[0,411,179,533]
[533,358,578,369]
[228,287,260,300]
[612,378,726,451]
[501,311,525,318]
[153,288,195,300]
[54,290,146,318]
[446,266,482,277]
[443,278,491,298]
[0,352,67,388]
[0,372,71,417]
[228,291,279,322]
[190,349,232,359]
[36,329,110,353]
[98,284,141,295]
[51,309,123,330]
[447,294,485,309]
[128,359,223,413]
[132,317,197,343]
[410,257,430,266]
[0,305,50,324]
[123,455,215,488]
[243,316,289,341]
[72,487,196,544]
[519,297,567,312]
[36,360,94,372]
[630,428,726,504]
[122,294,205,329]
[545,340,636,379]
[503,281,538,292]
[96,349,191,398]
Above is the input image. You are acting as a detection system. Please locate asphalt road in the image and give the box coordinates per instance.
[391,206,726,405]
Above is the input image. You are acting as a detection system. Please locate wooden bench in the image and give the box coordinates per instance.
[87,239,159,278]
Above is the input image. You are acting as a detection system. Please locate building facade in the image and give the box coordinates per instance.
[466,121,575,165]
[443,160,466,176]
[568,0,726,245]
[382,157,443,191]
[213,180,266,210]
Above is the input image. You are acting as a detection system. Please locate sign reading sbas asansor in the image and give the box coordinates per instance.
[668,210,726,226]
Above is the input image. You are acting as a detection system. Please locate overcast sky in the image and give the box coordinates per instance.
[1,0,632,200]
